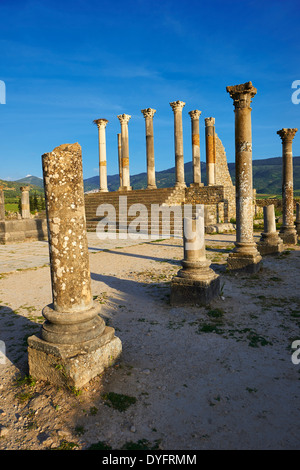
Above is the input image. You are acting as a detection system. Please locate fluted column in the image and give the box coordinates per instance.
[170,101,186,188]
[20,186,31,219]
[117,133,123,189]
[226,81,262,272]
[277,128,298,244]
[141,108,157,189]
[205,117,216,185]
[0,187,5,220]
[189,110,202,186]
[94,119,109,192]
[117,114,132,190]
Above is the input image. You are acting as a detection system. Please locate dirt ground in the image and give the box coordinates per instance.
[0,232,299,450]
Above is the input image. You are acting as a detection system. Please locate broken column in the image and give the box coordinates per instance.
[0,187,5,220]
[27,143,122,389]
[170,100,186,188]
[94,119,109,192]
[117,133,123,189]
[257,205,283,255]
[226,81,262,272]
[205,117,216,185]
[296,202,300,236]
[117,114,132,190]
[277,128,298,244]
[20,186,31,219]
[170,205,220,306]
[141,108,157,189]
[189,110,203,186]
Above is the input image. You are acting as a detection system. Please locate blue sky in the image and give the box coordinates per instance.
[0,0,300,181]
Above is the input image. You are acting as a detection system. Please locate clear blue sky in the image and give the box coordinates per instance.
[1,0,300,181]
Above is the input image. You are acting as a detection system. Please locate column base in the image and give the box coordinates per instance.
[118,186,132,191]
[146,185,157,190]
[227,250,262,273]
[170,269,220,306]
[174,182,186,189]
[28,326,122,389]
[295,222,300,236]
[189,182,204,188]
[279,226,298,244]
[257,232,284,256]
[99,188,109,193]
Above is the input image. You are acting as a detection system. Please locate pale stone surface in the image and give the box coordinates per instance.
[27,143,122,388]
[141,108,157,189]
[226,81,262,272]
[257,205,283,255]
[205,117,216,185]
[117,133,123,189]
[94,119,109,193]
[189,110,202,186]
[277,128,298,244]
[0,187,5,220]
[117,114,132,191]
[20,186,30,220]
[170,101,186,188]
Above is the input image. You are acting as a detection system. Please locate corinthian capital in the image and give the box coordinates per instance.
[205,117,215,127]
[277,128,298,143]
[170,100,185,112]
[93,118,109,128]
[188,110,202,120]
[117,114,131,124]
[141,108,156,119]
[226,81,257,109]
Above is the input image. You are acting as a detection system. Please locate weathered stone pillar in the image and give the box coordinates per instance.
[170,205,220,305]
[257,205,283,255]
[141,108,157,189]
[277,128,298,244]
[20,186,31,219]
[0,187,5,220]
[94,119,109,192]
[296,202,300,236]
[117,114,132,190]
[170,101,186,188]
[189,110,202,186]
[205,117,216,185]
[117,133,123,189]
[27,143,122,389]
[226,81,262,272]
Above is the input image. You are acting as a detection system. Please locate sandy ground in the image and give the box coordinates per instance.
[0,231,299,450]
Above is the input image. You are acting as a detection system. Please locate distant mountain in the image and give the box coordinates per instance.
[16,175,44,188]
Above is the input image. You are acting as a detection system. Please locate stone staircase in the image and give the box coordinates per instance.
[84,187,187,238]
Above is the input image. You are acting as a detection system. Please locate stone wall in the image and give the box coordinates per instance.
[0,219,48,244]
[184,185,236,223]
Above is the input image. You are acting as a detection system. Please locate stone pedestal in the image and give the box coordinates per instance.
[257,205,283,255]
[0,187,5,220]
[117,114,132,191]
[226,81,262,273]
[141,108,157,189]
[277,128,298,244]
[170,206,220,306]
[296,202,300,236]
[189,110,203,187]
[27,143,122,389]
[94,119,109,192]
[170,101,186,189]
[20,186,31,219]
[205,117,216,185]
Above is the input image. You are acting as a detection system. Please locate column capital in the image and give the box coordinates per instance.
[93,118,109,128]
[170,100,185,112]
[117,114,131,124]
[277,128,298,143]
[205,117,215,126]
[189,110,202,120]
[20,186,30,192]
[226,81,257,109]
[141,108,156,119]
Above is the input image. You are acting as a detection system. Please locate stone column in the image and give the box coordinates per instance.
[257,205,283,255]
[189,110,202,186]
[0,187,5,220]
[117,133,123,189]
[117,114,132,190]
[226,81,262,272]
[27,143,122,389]
[205,117,216,185]
[20,186,31,219]
[170,100,186,188]
[277,128,298,244]
[141,108,157,189]
[94,119,109,192]
[170,205,220,305]
[296,202,300,236]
